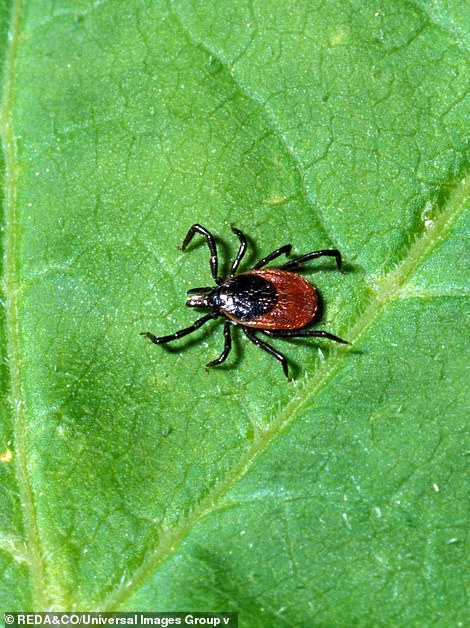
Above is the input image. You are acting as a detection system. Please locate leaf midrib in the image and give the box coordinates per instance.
[102,176,469,610]
[1,0,52,611]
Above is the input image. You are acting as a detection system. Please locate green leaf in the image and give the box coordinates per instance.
[1,0,468,624]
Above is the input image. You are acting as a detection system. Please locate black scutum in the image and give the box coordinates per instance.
[219,274,277,321]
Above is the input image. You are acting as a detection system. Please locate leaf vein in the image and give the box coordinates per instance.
[1,0,51,610]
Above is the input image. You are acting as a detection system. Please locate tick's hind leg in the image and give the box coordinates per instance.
[141,312,218,344]
[262,329,349,344]
[243,328,289,377]
[252,244,292,269]
[181,224,222,284]
[207,321,232,367]
[281,249,342,271]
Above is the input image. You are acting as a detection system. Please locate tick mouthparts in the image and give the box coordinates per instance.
[186,293,211,308]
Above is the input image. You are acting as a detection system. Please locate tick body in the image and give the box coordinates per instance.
[142,224,349,377]
[211,270,318,329]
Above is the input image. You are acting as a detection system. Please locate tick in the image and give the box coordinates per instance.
[141,224,349,377]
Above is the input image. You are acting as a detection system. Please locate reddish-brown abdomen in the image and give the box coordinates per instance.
[224,269,318,330]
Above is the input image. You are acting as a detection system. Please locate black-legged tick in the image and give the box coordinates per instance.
[141,224,349,377]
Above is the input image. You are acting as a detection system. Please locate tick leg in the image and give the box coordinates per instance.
[281,249,342,271]
[206,321,232,367]
[141,312,218,344]
[230,226,248,276]
[243,328,289,378]
[252,244,292,269]
[186,286,213,295]
[181,224,222,284]
[262,329,349,344]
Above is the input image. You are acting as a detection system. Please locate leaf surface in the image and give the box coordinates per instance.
[0,0,468,624]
